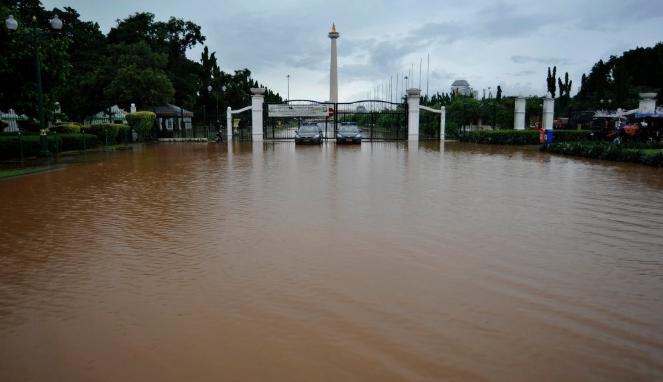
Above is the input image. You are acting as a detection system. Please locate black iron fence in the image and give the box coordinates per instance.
[264,100,330,140]
[420,110,441,140]
[335,100,407,141]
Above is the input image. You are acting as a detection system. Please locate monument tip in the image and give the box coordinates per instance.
[331,23,336,33]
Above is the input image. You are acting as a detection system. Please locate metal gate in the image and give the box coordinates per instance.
[230,109,252,141]
[264,100,330,140]
[335,100,407,141]
[264,100,407,141]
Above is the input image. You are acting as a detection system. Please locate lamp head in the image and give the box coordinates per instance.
[5,15,18,31]
[50,14,63,30]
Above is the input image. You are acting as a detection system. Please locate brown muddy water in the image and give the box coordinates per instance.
[1,142,662,381]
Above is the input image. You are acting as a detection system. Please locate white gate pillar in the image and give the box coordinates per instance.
[514,97,526,130]
[639,92,657,113]
[407,88,421,141]
[440,106,446,141]
[226,106,232,139]
[251,88,266,142]
[543,93,554,131]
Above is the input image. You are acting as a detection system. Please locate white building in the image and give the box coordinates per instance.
[451,80,473,97]
[85,105,128,125]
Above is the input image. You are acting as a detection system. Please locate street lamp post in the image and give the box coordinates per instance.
[219,85,226,128]
[286,74,290,102]
[6,13,64,157]
[207,85,213,129]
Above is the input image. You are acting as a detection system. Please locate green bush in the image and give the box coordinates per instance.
[126,111,156,141]
[459,129,595,145]
[0,133,99,159]
[460,130,539,144]
[554,130,595,142]
[81,123,131,144]
[17,119,40,132]
[0,131,38,136]
[53,122,83,133]
[542,141,663,167]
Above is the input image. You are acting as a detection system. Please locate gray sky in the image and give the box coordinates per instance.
[43,0,663,101]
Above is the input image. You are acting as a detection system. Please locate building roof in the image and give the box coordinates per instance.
[452,80,470,87]
[153,104,194,117]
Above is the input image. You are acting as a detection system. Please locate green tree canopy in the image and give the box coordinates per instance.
[0,2,282,124]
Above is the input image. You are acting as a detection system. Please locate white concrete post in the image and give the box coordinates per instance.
[440,106,446,141]
[543,93,554,131]
[251,88,266,142]
[514,97,526,130]
[226,106,232,139]
[639,92,657,113]
[407,88,421,141]
[5,109,19,132]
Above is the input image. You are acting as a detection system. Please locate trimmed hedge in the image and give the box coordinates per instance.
[0,133,99,159]
[81,123,131,144]
[52,122,83,134]
[459,129,595,145]
[543,141,663,167]
[126,112,156,141]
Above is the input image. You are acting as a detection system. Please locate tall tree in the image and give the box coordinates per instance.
[546,66,557,97]
[557,72,572,98]
[0,1,282,123]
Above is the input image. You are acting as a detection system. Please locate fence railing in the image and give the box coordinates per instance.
[1,109,28,132]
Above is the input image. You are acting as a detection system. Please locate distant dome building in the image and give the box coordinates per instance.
[451,80,472,96]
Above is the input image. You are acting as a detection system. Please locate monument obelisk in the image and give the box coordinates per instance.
[328,23,339,103]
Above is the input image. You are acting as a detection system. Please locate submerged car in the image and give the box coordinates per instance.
[336,123,362,144]
[295,124,323,144]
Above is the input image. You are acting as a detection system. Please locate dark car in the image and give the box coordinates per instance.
[336,123,362,144]
[295,124,323,144]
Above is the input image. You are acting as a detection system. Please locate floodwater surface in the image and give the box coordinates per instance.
[1,142,662,381]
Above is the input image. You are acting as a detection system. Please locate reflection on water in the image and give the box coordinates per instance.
[1,142,662,381]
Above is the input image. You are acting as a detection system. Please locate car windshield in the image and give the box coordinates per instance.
[299,125,319,133]
[339,125,359,133]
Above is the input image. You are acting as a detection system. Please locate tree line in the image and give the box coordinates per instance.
[416,42,662,135]
[0,0,282,124]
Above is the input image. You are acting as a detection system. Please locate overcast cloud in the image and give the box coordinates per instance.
[42,0,663,101]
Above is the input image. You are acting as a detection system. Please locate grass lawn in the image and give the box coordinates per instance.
[0,166,52,179]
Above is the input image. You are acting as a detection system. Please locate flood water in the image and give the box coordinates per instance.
[1,142,662,381]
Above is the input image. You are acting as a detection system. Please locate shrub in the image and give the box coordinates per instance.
[126,111,156,141]
[542,141,663,167]
[81,123,131,144]
[460,130,539,144]
[17,119,40,132]
[553,130,595,142]
[459,129,595,145]
[0,133,99,159]
[53,122,82,133]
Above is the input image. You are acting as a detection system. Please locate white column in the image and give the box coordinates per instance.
[639,92,657,113]
[226,106,232,139]
[328,25,340,103]
[440,106,446,141]
[514,97,526,130]
[407,88,421,141]
[543,93,554,131]
[251,88,266,142]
